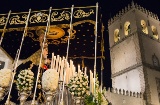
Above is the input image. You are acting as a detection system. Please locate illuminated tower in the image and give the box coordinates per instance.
[108,1,160,105]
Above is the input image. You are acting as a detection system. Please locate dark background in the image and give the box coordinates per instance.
[0,0,160,88]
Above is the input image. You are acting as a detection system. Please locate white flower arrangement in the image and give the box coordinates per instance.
[0,69,12,87]
[16,69,34,92]
[42,69,59,92]
[68,71,89,97]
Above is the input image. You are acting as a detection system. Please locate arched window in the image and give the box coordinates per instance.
[151,25,158,39]
[141,20,148,34]
[124,21,131,36]
[114,29,120,43]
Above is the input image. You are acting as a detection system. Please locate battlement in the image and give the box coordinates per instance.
[108,1,159,26]
[103,87,145,105]
[106,87,143,98]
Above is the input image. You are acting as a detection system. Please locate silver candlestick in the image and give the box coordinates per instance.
[43,90,57,105]
[0,87,8,101]
[19,91,31,105]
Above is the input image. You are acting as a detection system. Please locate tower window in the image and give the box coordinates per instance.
[124,21,131,36]
[141,20,148,34]
[151,25,159,40]
[114,29,120,43]
[0,61,5,69]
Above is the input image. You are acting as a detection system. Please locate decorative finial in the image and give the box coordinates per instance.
[128,4,131,10]
[131,0,135,8]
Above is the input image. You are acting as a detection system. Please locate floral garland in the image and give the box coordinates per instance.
[0,69,12,87]
[16,69,34,92]
[68,71,89,97]
[42,69,59,92]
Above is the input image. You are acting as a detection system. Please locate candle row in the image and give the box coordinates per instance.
[50,52,94,94]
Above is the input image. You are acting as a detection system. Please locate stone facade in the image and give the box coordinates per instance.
[0,47,23,70]
[107,1,160,105]
[0,47,13,69]
[105,88,146,105]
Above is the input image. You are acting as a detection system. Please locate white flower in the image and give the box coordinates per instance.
[42,69,59,92]
[77,81,80,84]
[79,84,82,87]
[16,69,34,92]
[68,71,89,97]
[71,92,74,96]
[78,92,81,96]
[76,77,79,81]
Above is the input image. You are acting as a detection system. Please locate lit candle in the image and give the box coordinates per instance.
[66,62,69,84]
[69,60,73,79]
[78,64,80,73]
[60,58,64,81]
[92,77,94,94]
[84,67,87,75]
[90,70,92,93]
[55,55,59,71]
[58,57,61,73]
[73,66,76,76]
[53,56,56,69]
[51,53,54,69]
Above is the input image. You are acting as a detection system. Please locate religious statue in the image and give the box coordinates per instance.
[0,30,51,105]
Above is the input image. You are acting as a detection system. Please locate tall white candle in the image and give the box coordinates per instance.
[90,70,92,93]
[51,53,54,69]
[84,67,87,75]
[78,64,80,74]
[55,55,59,71]
[60,58,64,81]
[58,57,61,73]
[66,62,69,84]
[69,60,73,79]
[73,66,76,76]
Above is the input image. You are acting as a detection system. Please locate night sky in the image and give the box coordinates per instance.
[0,0,160,88]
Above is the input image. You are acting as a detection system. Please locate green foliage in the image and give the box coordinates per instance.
[84,94,96,105]
[84,74,108,105]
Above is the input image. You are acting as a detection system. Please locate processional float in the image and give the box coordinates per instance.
[0,2,106,105]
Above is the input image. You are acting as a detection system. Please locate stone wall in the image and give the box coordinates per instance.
[146,68,160,105]
[0,48,13,69]
[104,88,146,105]
[110,33,141,74]
[0,48,23,70]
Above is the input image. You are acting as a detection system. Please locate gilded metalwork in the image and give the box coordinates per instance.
[9,14,27,25]
[51,11,71,21]
[0,16,6,25]
[72,20,95,26]
[73,9,94,18]
[50,9,94,21]
[30,13,48,23]
[0,20,95,45]
[36,26,65,39]
[26,31,35,38]
[48,40,60,45]
[0,7,95,26]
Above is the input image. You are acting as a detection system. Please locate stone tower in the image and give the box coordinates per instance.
[108,1,160,105]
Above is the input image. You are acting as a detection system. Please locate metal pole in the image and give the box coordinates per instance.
[31,7,52,105]
[100,58,104,93]
[100,21,105,93]
[0,10,11,46]
[5,9,31,105]
[60,5,74,105]
[93,2,98,101]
